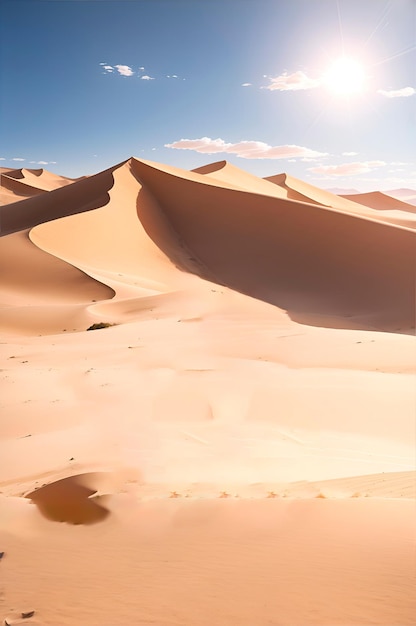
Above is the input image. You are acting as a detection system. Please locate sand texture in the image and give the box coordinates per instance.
[1,158,415,626]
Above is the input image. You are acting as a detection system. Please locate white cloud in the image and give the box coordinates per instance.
[0,157,5,161]
[103,65,113,72]
[166,137,230,154]
[138,66,145,71]
[141,75,155,80]
[28,160,56,165]
[165,137,327,160]
[114,64,134,77]
[342,151,358,156]
[12,158,25,161]
[263,71,321,91]
[308,161,386,176]
[241,83,252,87]
[377,87,415,98]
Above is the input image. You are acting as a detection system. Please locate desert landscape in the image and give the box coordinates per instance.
[0,158,415,625]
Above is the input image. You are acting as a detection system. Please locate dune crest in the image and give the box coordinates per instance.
[342,190,416,214]
[1,156,414,334]
[130,157,415,332]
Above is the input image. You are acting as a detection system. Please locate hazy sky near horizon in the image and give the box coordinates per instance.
[1,0,415,191]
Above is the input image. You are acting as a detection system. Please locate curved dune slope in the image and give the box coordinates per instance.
[193,160,288,197]
[265,172,366,210]
[266,172,416,229]
[30,159,206,288]
[385,188,416,206]
[0,167,76,206]
[129,158,415,332]
[1,157,414,334]
[342,191,416,214]
[0,162,123,235]
[0,165,122,333]
[4,167,75,187]
[0,174,46,202]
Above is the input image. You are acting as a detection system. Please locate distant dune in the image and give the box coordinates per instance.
[342,190,416,214]
[385,187,416,206]
[1,157,415,626]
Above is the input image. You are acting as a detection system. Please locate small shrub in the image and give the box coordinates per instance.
[86,322,114,331]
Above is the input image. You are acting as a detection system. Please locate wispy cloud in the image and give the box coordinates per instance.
[0,157,5,161]
[31,160,56,165]
[342,151,358,156]
[241,82,252,87]
[165,137,327,160]
[308,161,386,176]
[377,87,415,98]
[101,63,185,82]
[114,64,134,77]
[263,71,321,91]
[12,158,25,161]
[101,64,134,76]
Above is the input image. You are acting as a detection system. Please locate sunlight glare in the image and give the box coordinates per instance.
[324,57,366,95]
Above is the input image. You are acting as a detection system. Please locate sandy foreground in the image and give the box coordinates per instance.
[0,159,415,625]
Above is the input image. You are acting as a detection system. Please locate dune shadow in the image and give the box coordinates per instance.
[26,474,109,525]
[0,164,121,236]
[130,159,415,335]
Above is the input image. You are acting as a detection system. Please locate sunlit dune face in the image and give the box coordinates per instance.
[324,57,365,96]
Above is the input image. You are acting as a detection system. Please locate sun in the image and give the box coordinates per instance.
[324,57,366,96]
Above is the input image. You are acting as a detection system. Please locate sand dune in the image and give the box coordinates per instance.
[266,171,372,211]
[342,190,416,214]
[129,158,415,331]
[266,171,416,229]
[0,167,76,207]
[1,156,415,626]
[193,159,288,197]
[0,163,120,235]
[385,187,416,206]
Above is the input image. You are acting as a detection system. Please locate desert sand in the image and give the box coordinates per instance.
[0,158,415,626]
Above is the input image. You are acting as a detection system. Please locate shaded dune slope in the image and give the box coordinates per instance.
[0,165,122,333]
[0,162,123,235]
[0,174,46,201]
[193,160,288,198]
[1,157,414,334]
[264,172,367,210]
[30,159,205,289]
[130,158,415,331]
[0,229,113,306]
[0,167,76,206]
[342,191,416,214]
[265,173,415,229]
[3,167,75,187]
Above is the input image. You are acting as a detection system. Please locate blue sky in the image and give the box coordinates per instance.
[1,0,415,191]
